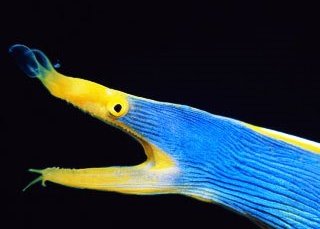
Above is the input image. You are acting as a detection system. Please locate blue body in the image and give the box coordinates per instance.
[11,43,320,228]
[120,97,320,228]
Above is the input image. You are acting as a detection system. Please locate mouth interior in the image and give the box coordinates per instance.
[11,44,173,191]
[113,123,158,166]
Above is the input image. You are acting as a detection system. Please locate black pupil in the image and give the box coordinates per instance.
[114,104,122,113]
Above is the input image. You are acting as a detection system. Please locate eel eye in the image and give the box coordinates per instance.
[107,99,128,118]
[114,104,122,113]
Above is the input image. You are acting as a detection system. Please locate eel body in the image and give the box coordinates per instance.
[10,44,320,229]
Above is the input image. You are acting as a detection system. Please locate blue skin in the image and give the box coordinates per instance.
[119,97,320,228]
[10,44,320,228]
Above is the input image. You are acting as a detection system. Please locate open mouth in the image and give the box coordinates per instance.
[11,43,179,195]
[22,132,178,194]
[22,129,155,191]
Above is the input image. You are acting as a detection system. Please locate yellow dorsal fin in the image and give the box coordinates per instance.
[245,123,320,154]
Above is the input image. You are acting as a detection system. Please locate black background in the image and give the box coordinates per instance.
[1,2,320,228]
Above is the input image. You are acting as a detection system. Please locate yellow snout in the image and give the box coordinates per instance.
[39,71,129,123]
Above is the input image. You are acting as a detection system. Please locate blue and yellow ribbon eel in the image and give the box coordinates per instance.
[10,44,320,229]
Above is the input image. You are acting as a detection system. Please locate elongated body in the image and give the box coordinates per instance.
[10,44,320,228]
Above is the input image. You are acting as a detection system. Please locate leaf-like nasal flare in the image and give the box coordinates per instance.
[9,44,55,79]
[9,44,115,120]
[12,44,180,196]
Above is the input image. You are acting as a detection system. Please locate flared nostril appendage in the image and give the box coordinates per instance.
[9,44,39,77]
[9,44,55,78]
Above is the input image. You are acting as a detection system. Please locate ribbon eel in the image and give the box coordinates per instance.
[10,44,320,229]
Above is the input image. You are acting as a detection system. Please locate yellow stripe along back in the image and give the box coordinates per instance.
[245,123,320,154]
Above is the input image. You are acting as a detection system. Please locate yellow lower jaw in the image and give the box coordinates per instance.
[24,164,179,195]
[23,140,178,194]
[12,44,179,195]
